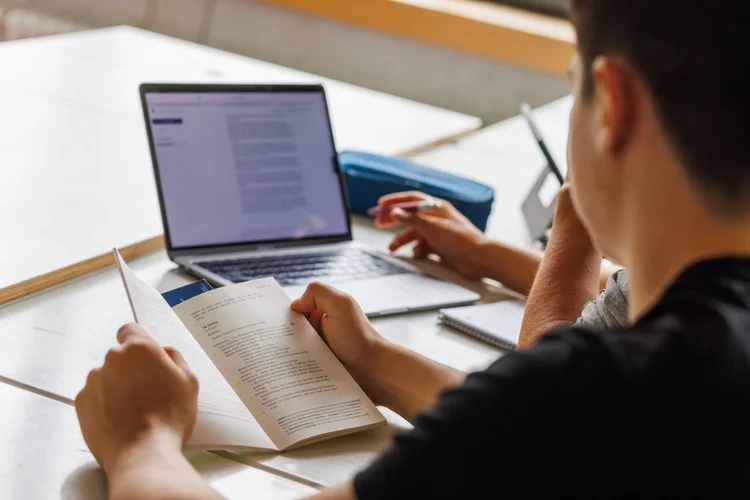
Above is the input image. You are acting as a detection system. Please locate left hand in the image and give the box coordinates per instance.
[291,282,390,400]
[373,191,490,280]
[75,324,199,474]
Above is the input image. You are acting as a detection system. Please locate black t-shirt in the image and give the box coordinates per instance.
[355,258,750,498]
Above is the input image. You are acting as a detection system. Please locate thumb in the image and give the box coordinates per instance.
[291,281,348,315]
[117,323,157,345]
[164,346,192,374]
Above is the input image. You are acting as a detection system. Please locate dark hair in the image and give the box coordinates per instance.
[571,1,750,216]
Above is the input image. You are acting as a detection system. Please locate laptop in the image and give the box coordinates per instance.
[139,83,480,317]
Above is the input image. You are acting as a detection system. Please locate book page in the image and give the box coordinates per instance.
[114,251,276,451]
[171,278,385,450]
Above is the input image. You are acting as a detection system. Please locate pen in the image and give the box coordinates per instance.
[367,199,442,218]
[520,102,565,186]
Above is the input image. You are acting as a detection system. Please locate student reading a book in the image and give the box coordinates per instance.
[76,0,750,497]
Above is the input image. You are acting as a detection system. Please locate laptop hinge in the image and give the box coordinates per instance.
[168,235,354,261]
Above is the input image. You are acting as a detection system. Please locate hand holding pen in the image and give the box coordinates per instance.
[367,198,443,218]
[369,191,490,279]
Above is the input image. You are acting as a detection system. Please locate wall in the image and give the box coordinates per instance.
[0,0,570,123]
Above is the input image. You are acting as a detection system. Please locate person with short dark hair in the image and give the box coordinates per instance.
[75,1,750,498]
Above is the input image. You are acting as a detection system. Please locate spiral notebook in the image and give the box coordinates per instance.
[439,301,526,351]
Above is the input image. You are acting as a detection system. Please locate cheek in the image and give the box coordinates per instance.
[567,105,600,227]
[567,105,590,192]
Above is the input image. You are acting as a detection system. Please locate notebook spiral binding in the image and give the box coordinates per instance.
[439,313,517,351]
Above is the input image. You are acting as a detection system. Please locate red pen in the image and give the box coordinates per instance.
[367,199,442,218]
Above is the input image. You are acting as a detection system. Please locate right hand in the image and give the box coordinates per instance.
[75,324,199,474]
[290,282,388,391]
[375,191,490,279]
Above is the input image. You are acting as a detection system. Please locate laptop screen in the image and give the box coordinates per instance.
[143,88,350,250]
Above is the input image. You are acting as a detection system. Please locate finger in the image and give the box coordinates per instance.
[376,207,446,228]
[307,309,325,332]
[83,368,101,389]
[76,368,102,411]
[375,192,435,228]
[290,282,348,315]
[164,347,199,391]
[376,203,448,228]
[117,323,157,345]
[413,240,432,259]
[392,209,445,230]
[74,388,89,417]
[377,191,428,206]
[375,204,423,228]
[164,346,191,373]
[388,228,420,252]
[437,253,458,271]
[379,193,449,211]
[318,313,330,344]
[374,214,400,229]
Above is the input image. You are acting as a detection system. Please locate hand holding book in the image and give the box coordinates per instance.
[78,250,386,455]
[76,322,200,474]
[290,282,390,390]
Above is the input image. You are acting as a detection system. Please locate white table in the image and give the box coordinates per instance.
[459,96,572,177]
[0,25,480,292]
[0,381,317,499]
[0,241,510,488]
[0,96,571,493]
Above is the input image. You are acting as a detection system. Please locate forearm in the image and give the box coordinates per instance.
[358,341,465,422]
[474,240,542,295]
[107,434,220,500]
[475,239,613,295]
[518,190,601,350]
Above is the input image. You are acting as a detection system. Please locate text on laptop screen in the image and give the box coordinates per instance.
[145,91,349,249]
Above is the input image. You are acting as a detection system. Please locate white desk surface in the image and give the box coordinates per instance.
[0,380,317,499]
[459,95,572,177]
[0,98,569,492]
[0,25,480,291]
[0,240,510,488]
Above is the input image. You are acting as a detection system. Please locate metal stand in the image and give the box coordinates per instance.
[522,165,559,246]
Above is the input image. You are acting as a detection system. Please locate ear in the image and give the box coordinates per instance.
[590,56,636,156]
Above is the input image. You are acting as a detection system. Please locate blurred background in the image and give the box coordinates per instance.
[0,0,571,124]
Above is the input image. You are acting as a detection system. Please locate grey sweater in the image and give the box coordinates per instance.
[575,269,630,330]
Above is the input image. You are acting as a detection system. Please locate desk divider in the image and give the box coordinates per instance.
[0,235,165,306]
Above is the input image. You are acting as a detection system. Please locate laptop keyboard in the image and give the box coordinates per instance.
[195,248,408,287]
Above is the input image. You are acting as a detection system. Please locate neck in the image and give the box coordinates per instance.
[626,211,750,322]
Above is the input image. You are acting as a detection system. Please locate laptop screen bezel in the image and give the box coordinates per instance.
[139,83,353,258]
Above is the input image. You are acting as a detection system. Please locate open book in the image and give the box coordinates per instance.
[113,250,385,452]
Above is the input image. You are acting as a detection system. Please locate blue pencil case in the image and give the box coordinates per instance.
[338,151,495,231]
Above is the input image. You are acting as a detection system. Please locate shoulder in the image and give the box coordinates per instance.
[447,322,661,422]
[355,321,695,498]
[487,322,639,386]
